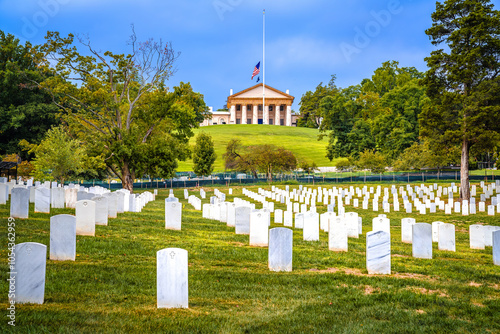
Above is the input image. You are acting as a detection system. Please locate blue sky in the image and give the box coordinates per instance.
[2,0,499,111]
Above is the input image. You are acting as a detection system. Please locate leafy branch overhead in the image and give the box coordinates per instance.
[33,27,208,191]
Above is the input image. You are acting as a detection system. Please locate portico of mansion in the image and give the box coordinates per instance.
[227,84,294,126]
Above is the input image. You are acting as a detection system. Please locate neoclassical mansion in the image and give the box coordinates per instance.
[201,84,297,126]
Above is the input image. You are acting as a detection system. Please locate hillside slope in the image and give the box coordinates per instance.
[177,125,336,172]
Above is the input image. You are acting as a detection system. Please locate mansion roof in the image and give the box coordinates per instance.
[227,84,294,108]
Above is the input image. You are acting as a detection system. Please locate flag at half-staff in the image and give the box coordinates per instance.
[251,61,260,80]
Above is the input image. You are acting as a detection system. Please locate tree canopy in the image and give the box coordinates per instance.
[421,0,500,199]
[0,30,60,159]
[36,28,208,191]
[319,61,425,163]
[297,75,338,128]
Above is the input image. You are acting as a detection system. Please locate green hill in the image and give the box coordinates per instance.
[177,125,336,172]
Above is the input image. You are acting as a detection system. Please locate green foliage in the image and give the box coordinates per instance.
[297,75,338,128]
[393,139,460,171]
[335,158,352,171]
[355,150,387,174]
[320,61,426,162]
[37,30,208,191]
[223,139,297,180]
[0,30,60,159]
[421,0,500,199]
[20,126,103,183]
[298,159,318,175]
[192,132,216,176]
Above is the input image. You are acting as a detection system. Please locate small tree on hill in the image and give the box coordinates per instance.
[223,139,297,180]
[192,133,216,176]
[355,150,387,174]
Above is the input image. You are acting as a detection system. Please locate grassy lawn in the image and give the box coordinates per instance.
[177,125,335,172]
[0,182,499,333]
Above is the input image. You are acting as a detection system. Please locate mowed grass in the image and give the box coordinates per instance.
[177,124,335,172]
[0,182,499,333]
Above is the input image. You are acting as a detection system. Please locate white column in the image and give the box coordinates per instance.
[242,105,247,124]
[275,105,280,126]
[286,105,292,126]
[263,105,269,125]
[253,105,258,124]
[230,105,236,124]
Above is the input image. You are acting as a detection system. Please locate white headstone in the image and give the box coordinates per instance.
[283,211,293,227]
[469,224,485,249]
[412,223,432,259]
[274,209,283,224]
[366,230,391,275]
[329,217,348,252]
[65,188,77,209]
[34,187,51,213]
[103,193,118,218]
[50,214,76,261]
[250,211,269,246]
[372,217,390,234]
[0,183,8,205]
[401,218,416,243]
[75,200,96,236]
[295,213,304,229]
[10,242,46,304]
[346,212,359,238]
[51,187,65,209]
[431,221,444,243]
[235,206,251,235]
[493,230,500,266]
[202,203,212,219]
[157,248,188,308]
[10,187,29,219]
[303,211,319,241]
[115,191,125,213]
[165,201,182,230]
[92,196,109,226]
[268,228,293,272]
[484,226,500,247]
[438,223,456,252]
[227,203,236,227]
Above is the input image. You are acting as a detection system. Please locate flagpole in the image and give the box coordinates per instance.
[262,9,265,124]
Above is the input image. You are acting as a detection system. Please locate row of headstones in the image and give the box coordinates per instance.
[264,182,500,216]
[9,226,295,308]
[6,186,155,219]
[8,191,157,305]
[196,187,500,268]
[195,191,500,274]
[200,186,499,252]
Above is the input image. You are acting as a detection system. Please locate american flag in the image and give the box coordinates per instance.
[251,62,260,80]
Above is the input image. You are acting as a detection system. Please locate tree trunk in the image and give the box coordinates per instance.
[121,163,134,193]
[460,138,470,201]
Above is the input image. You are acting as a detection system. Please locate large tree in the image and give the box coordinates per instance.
[422,0,500,200]
[36,29,208,191]
[0,30,60,159]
